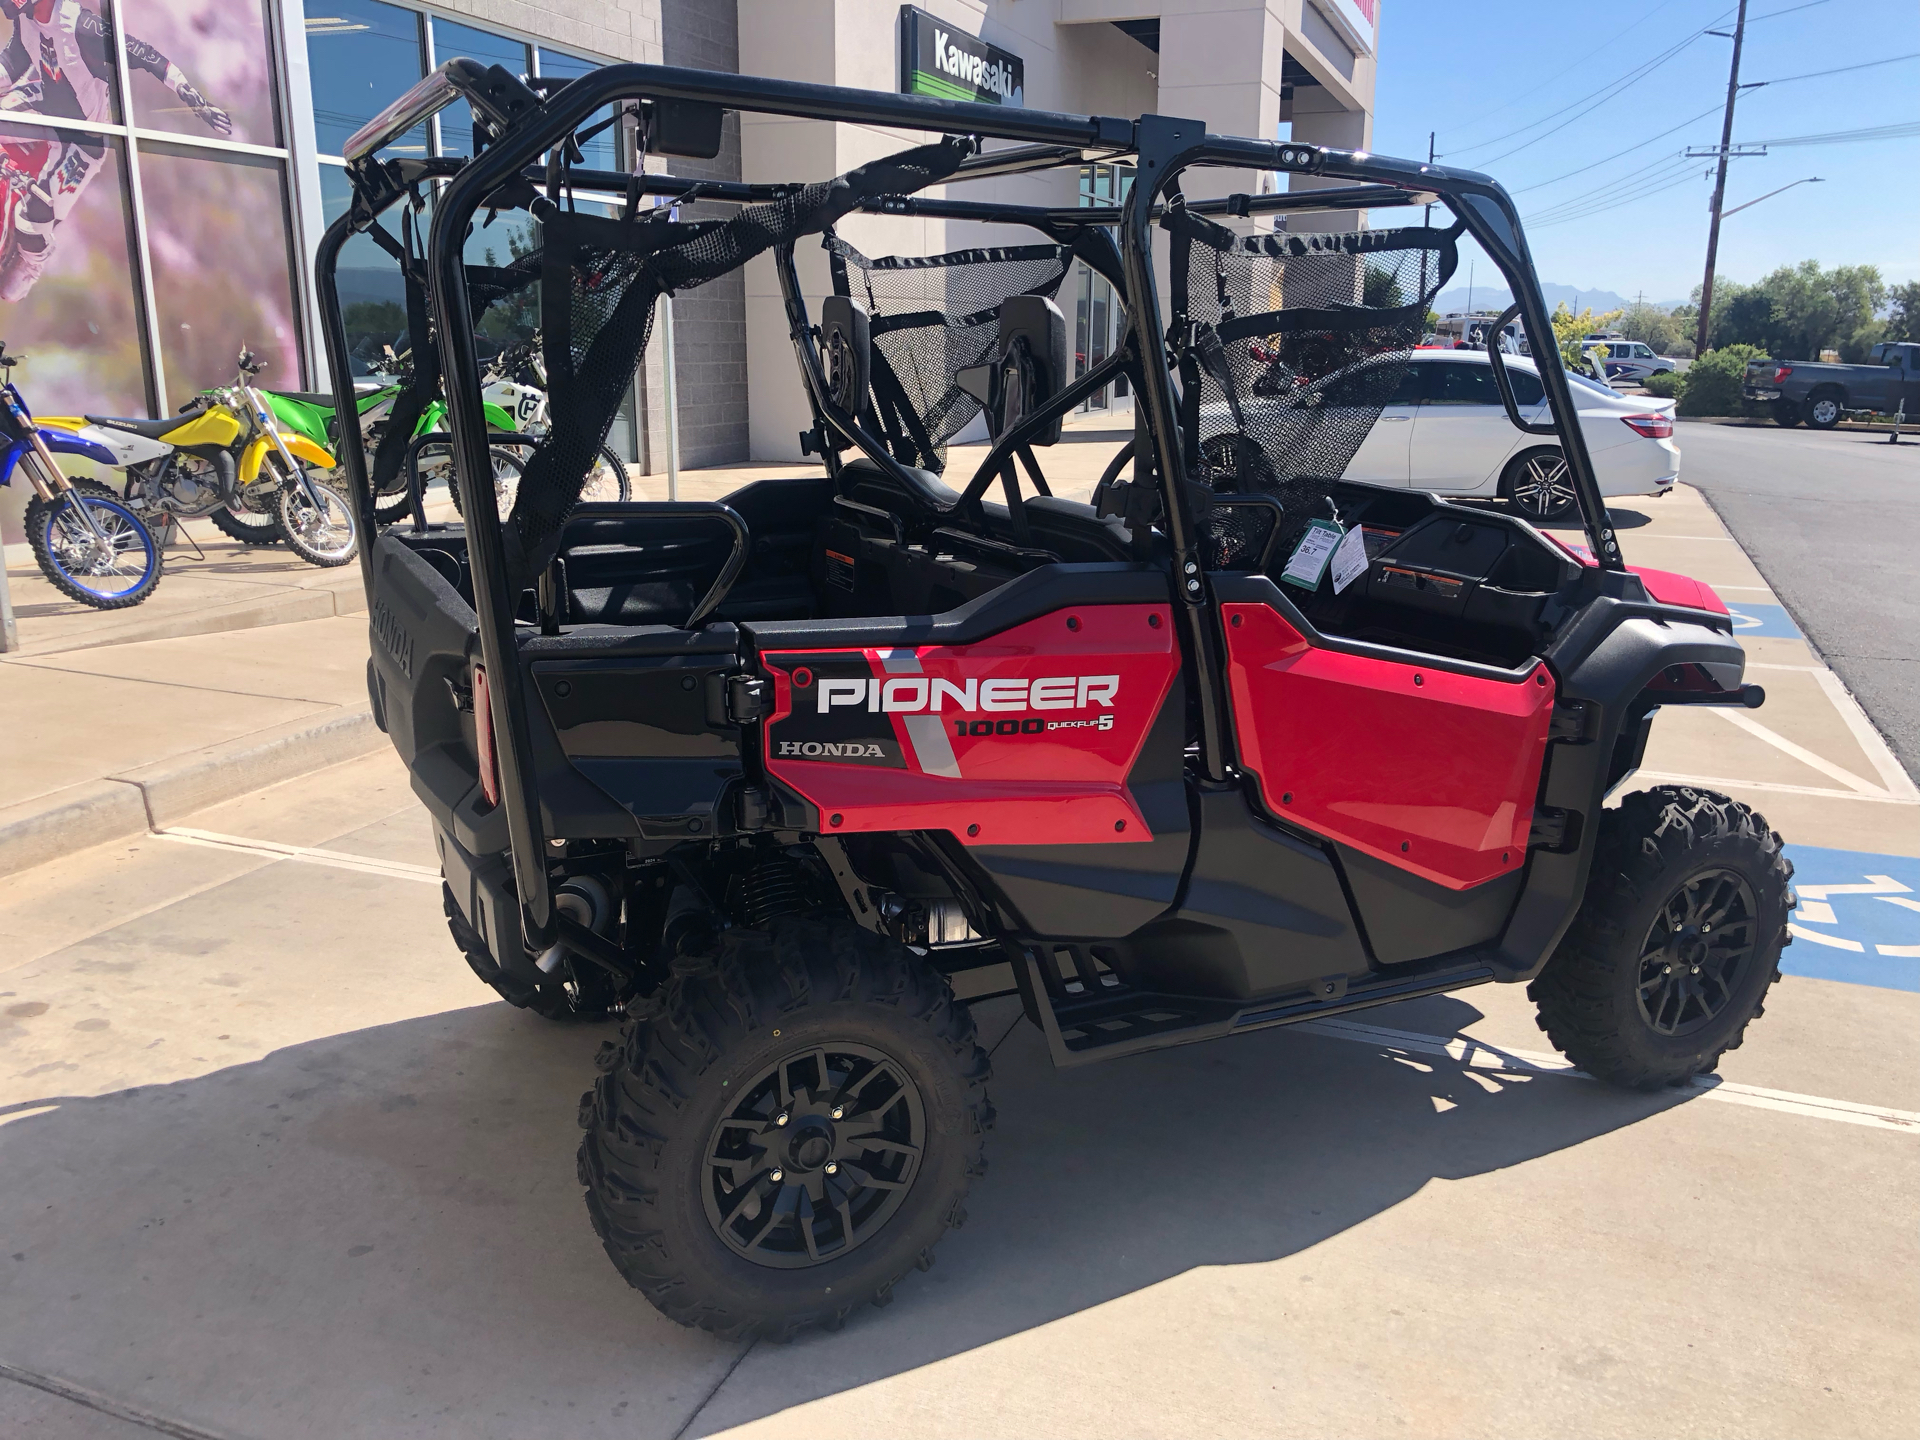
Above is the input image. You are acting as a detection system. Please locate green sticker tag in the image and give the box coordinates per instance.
[1281,518,1345,590]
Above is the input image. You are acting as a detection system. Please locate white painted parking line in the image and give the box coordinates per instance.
[1637,771,1920,804]
[1294,1016,1920,1135]
[155,827,442,885]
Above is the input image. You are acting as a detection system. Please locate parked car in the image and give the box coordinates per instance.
[1744,342,1920,428]
[1325,351,1679,521]
[1588,340,1675,385]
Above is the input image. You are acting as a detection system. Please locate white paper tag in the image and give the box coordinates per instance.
[1281,519,1344,590]
[1329,524,1370,595]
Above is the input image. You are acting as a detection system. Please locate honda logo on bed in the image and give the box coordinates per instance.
[816,676,1119,714]
[777,741,887,758]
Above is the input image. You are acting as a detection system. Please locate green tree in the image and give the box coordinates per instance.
[1675,344,1764,417]
[1362,262,1406,310]
[1619,301,1684,357]
[1550,302,1624,368]
[1701,260,1887,360]
[1885,281,1920,344]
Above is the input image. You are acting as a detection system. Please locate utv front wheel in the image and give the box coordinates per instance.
[577,918,991,1339]
[1530,786,1793,1090]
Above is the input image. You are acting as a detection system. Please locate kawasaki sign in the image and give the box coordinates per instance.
[899,6,1024,107]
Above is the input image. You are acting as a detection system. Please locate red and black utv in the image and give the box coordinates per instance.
[321,60,1791,1339]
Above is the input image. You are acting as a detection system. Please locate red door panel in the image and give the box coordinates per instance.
[1221,603,1553,889]
[762,604,1178,846]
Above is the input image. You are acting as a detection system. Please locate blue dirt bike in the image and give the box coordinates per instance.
[0,342,160,609]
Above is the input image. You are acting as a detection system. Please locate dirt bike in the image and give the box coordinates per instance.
[0,342,160,609]
[227,350,357,567]
[39,391,281,548]
[430,339,631,519]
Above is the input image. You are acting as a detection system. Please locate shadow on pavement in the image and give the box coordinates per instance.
[0,989,1699,1438]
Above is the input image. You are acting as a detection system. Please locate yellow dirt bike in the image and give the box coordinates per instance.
[43,355,342,563]
[226,350,355,566]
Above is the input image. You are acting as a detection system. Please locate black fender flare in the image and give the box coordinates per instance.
[1491,607,1746,981]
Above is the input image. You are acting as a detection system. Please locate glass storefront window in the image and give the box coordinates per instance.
[536,48,619,173]
[306,0,427,158]
[431,19,529,159]
[123,0,282,148]
[142,144,302,407]
[0,124,147,416]
[319,164,408,377]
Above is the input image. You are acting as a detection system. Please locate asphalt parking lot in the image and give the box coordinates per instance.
[3,467,1917,1438]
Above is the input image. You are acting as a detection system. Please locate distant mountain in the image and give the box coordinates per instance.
[1431,283,1685,317]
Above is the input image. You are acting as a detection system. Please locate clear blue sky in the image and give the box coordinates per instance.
[1368,0,1919,305]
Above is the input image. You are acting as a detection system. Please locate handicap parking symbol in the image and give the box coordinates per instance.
[1726,602,1802,639]
[1781,845,1920,991]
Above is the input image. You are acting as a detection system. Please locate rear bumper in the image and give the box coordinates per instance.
[1744,387,1782,402]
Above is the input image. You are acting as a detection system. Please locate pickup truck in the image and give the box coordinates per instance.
[1745,341,1920,428]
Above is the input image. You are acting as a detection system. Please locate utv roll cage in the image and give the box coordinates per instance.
[317,57,1635,961]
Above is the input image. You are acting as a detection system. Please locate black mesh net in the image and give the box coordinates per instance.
[828,238,1072,474]
[1168,209,1457,547]
[495,137,970,588]
[362,215,542,506]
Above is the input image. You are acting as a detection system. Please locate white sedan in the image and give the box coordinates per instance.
[1344,350,1679,521]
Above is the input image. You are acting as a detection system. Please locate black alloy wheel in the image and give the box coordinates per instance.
[702,1042,925,1269]
[1635,868,1757,1037]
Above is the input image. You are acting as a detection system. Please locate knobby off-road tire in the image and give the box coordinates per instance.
[577,917,992,1340]
[1529,786,1793,1090]
[441,882,622,1021]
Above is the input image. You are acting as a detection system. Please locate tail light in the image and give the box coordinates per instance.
[1622,412,1673,439]
[1772,364,1792,382]
[472,664,500,807]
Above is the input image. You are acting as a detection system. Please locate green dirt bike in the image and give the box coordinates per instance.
[262,342,629,523]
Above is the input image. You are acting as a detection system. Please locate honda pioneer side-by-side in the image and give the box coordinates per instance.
[321,60,1793,1338]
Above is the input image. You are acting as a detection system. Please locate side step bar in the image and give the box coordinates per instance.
[1013,946,1496,1068]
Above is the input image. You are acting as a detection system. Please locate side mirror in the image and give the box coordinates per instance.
[995,295,1067,447]
[819,296,871,417]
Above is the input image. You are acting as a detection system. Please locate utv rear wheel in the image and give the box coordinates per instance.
[1529,786,1793,1090]
[441,882,622,1021]
[577,917,992,1339]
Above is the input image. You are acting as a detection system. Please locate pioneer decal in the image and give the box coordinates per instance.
[759,606,1179,844]
[816,675,1120,715]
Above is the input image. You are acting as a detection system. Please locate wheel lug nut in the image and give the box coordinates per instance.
[769,1168,784,1183]
[830,1106,843,1120]
[1691,965,1699,974]
[774,1112,789,1127]
[825,1162,838,1174]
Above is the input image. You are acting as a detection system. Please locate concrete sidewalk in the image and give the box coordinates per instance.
[0,615,382,878]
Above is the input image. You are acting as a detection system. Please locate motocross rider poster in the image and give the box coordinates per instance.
[0,0,297,433]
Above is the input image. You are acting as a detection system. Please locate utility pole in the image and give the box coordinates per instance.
[1695,0,1750,357]
[1420,131,1435,304]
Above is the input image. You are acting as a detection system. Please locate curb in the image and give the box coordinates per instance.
[3,576,367,660]
[0,706,383,880]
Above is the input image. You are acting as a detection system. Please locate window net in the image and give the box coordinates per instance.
[491,136,970,589]
[828,237,1073,475]
[1167,209,1457,553]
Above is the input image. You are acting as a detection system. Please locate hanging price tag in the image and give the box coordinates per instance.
[1281,518,1345,590]
[1329,523,1370,594]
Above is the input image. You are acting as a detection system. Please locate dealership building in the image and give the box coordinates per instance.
[0,0,1377,543]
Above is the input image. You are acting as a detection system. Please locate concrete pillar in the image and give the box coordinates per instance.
[1152,1,1289,206]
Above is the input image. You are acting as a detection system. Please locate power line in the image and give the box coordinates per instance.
[1747,51,1920,86]
[1525,155,1702,224]
[1526,159,1706,227]
[1528,168,1711,228]
[1446,8,1733,161]
[1511,102,1724,193]
[1436,0,1691,139]
[1442,0,1829,167]
[1742,119,1920,146]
